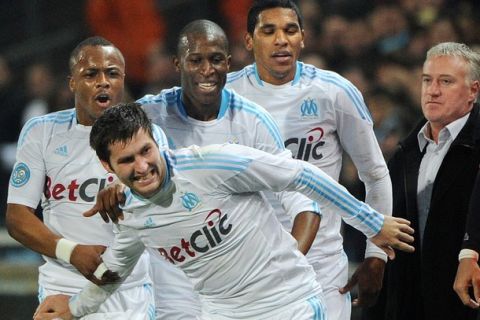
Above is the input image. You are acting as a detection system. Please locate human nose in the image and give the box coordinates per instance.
[274,30,287,46]
[96,72,110,88]
[425,80,440,96]
[200,60,214,76]
[134,157,149,174]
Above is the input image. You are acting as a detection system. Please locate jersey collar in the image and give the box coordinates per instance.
[177,88,230,120]
[253,61,302,86]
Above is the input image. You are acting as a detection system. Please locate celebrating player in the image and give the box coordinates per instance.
[34,102,414,320]
[6,37,165,319]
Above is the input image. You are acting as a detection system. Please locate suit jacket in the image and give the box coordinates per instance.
[364,104,480,320]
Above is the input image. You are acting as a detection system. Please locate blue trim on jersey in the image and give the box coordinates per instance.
[307,296,324,320]
[228,91,285,150]
[312,201,321,216]
[173,152,251,172]
[18,109,75,147]
[292,61,302,85]
[152,124,168,148]
[227,67,251,84]
[302,65,373,123]
[217,89,229,119]
[295,167,382,233]
[253,63,264,86]
[176,90,189,118]
[137,87,180,106]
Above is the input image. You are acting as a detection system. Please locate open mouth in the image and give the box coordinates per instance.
[133,168,157,186]
[272,52,292,63]
[197,82,217,93]
[95,93,111,107]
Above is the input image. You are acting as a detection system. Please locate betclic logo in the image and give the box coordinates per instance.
[43,175,115,202]
[285,127,325,161]
[158,209,232,264]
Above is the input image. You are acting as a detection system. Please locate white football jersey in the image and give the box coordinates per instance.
[138,87,319,218]
[70,142,384,319]
[227,62,391,259]
[7,109,168,293]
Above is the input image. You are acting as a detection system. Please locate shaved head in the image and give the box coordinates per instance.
[177,20,229,57]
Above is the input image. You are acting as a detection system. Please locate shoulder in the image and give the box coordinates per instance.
[299,62,354,92]
[18,108,75,147]
[137,87,180,106]
[227,64,255,84]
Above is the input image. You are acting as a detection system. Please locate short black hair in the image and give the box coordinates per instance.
[69,36,121,72]
[90,102,154,163]
[247,0,304,34]
[176,19,229,57]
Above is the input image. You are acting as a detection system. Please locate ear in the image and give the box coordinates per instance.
[68,75,75,93]
[173,56,180,72]
[300,29,305,49]
[244,32,253,52]
[100,159,114,173]
[226,55,232,71]
[470,80,480,104]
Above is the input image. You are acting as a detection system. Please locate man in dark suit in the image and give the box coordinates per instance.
[364,42,480,319]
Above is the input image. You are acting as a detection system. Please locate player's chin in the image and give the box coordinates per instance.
[134,180,161,198]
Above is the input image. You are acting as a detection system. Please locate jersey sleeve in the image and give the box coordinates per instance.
[334,85,392,259]
[7,117,47,208]
[216,144,383,238]
[69,224,145,317]
[250,104,320,218]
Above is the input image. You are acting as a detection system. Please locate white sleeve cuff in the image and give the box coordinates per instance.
[458,249,479,261]
[364,239,388,262]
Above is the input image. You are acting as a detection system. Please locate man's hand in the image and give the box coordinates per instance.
[339,257,385,307]
[70,244,106,284]
[454,258,480,308]
[83,183,125,223]
[371,216,415,259]
[33,294,72,320]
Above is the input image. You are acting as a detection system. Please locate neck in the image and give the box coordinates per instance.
[182,96,220,121]
[427,123,441,143]
[256,62,296,86]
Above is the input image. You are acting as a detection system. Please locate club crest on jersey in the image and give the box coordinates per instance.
[10,162,30,187]
[300,98,319,119]
[181,192,200,211]
[285,127,325,161]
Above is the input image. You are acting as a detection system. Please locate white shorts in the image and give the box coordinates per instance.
[149,249,201,320]
[199,295,326,320]
[310,251,350,320]
[39,283,155,320]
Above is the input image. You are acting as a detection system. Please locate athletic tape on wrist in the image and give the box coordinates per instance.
[55,238,78,263]
[93,262,108,280]
[458,249,479,262]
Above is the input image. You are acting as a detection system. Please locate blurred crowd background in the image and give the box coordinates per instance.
[1,0,480,318]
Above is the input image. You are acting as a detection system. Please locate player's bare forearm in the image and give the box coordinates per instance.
[6,203,60,257]
[340,257,385,307]
[291,211,320,254]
